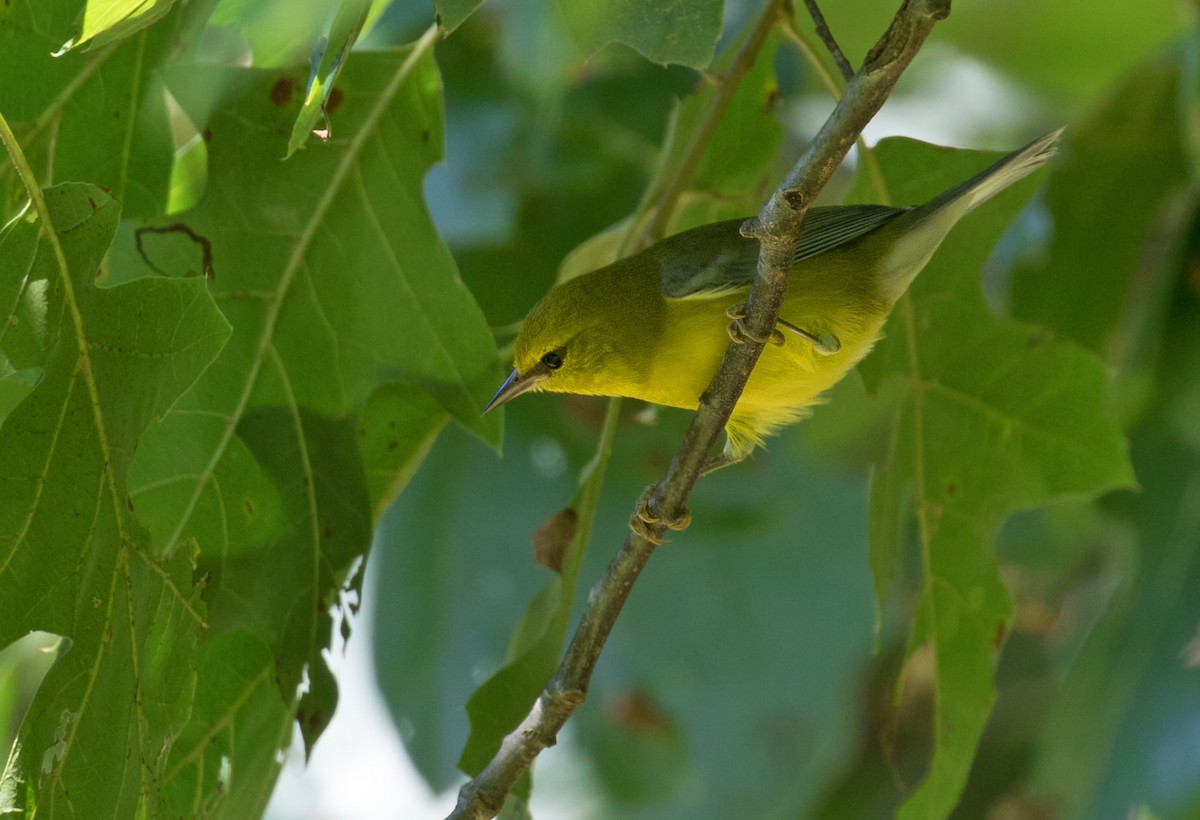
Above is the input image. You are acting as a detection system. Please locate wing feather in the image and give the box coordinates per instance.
[658,205,906,300]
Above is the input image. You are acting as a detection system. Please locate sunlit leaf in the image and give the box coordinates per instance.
[63,0,177,51]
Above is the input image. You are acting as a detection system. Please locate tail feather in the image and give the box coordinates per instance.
[915,128,1063,222]
[876,129,1062,301]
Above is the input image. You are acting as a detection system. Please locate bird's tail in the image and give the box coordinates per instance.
[876,129,1062,302]
[914,128,1063,223]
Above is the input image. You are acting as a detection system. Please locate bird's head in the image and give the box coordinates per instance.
[484,273,649,413]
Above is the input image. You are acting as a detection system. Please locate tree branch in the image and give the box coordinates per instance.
[449,1,950,817]
[803,0,855,80]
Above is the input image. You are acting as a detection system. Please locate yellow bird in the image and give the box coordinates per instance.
[486,132,1060,476]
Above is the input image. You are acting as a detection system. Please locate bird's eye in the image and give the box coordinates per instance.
[540,350,564,370]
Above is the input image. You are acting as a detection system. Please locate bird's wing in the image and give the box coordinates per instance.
[659,205,907,300]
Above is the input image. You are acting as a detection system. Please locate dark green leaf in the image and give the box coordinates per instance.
[848,139,1134,818]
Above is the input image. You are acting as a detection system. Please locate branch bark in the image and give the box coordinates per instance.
[449,1,951,817]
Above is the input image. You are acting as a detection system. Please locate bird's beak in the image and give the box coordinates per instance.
[483,369,543,414]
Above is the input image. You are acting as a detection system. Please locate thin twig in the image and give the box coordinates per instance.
[803,0,855,80]
[449,2,951,817]
[640,0,785,246]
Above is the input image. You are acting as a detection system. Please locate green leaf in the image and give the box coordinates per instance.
[63,0,178,52]
[0,183,231,816]
[161,630,292,817]
[0,0,87,121]
[848,139,1135,819]
[358,382,448,521]
[153,44,500,436]
[554,0,723,68]
[1027,216,1200,816]
[1,5,182,219]
[286,0,374,157]
[116,41,491,807]
[645,31,784,234]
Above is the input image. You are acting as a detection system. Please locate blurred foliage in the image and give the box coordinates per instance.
[0,0,1197,819]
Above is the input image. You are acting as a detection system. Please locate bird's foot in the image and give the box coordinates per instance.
[725,305,785,347]
[725,304,840,355]
[629,484,691,545]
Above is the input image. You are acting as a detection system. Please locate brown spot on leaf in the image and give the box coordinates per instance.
[323,526,335,539]
[387,439,398,451]
[532,507,577,574]
[421,129,430,145]
[993,620,1007,648]
[945,482,957,497]
[244,498,255,517]
[270,77,297,106]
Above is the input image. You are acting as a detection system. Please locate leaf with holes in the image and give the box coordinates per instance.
[112,39,497,813]
[0,183,230,816]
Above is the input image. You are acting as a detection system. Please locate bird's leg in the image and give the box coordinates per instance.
[724,304,840,354]
[629,484,691,545]
[775,317,841,354]
[699,450,745,476]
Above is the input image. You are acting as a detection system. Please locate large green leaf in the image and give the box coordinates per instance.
[0,0,87,120]
[0,183,230,816]
[851,139,1135,818]
[109,41,493,813]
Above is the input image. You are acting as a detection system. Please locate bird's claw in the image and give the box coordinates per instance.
[725,305,785,347]
[629,484,691,545]
[725,304,840,355]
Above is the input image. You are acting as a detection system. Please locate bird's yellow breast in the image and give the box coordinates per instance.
[640,254,891,458]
